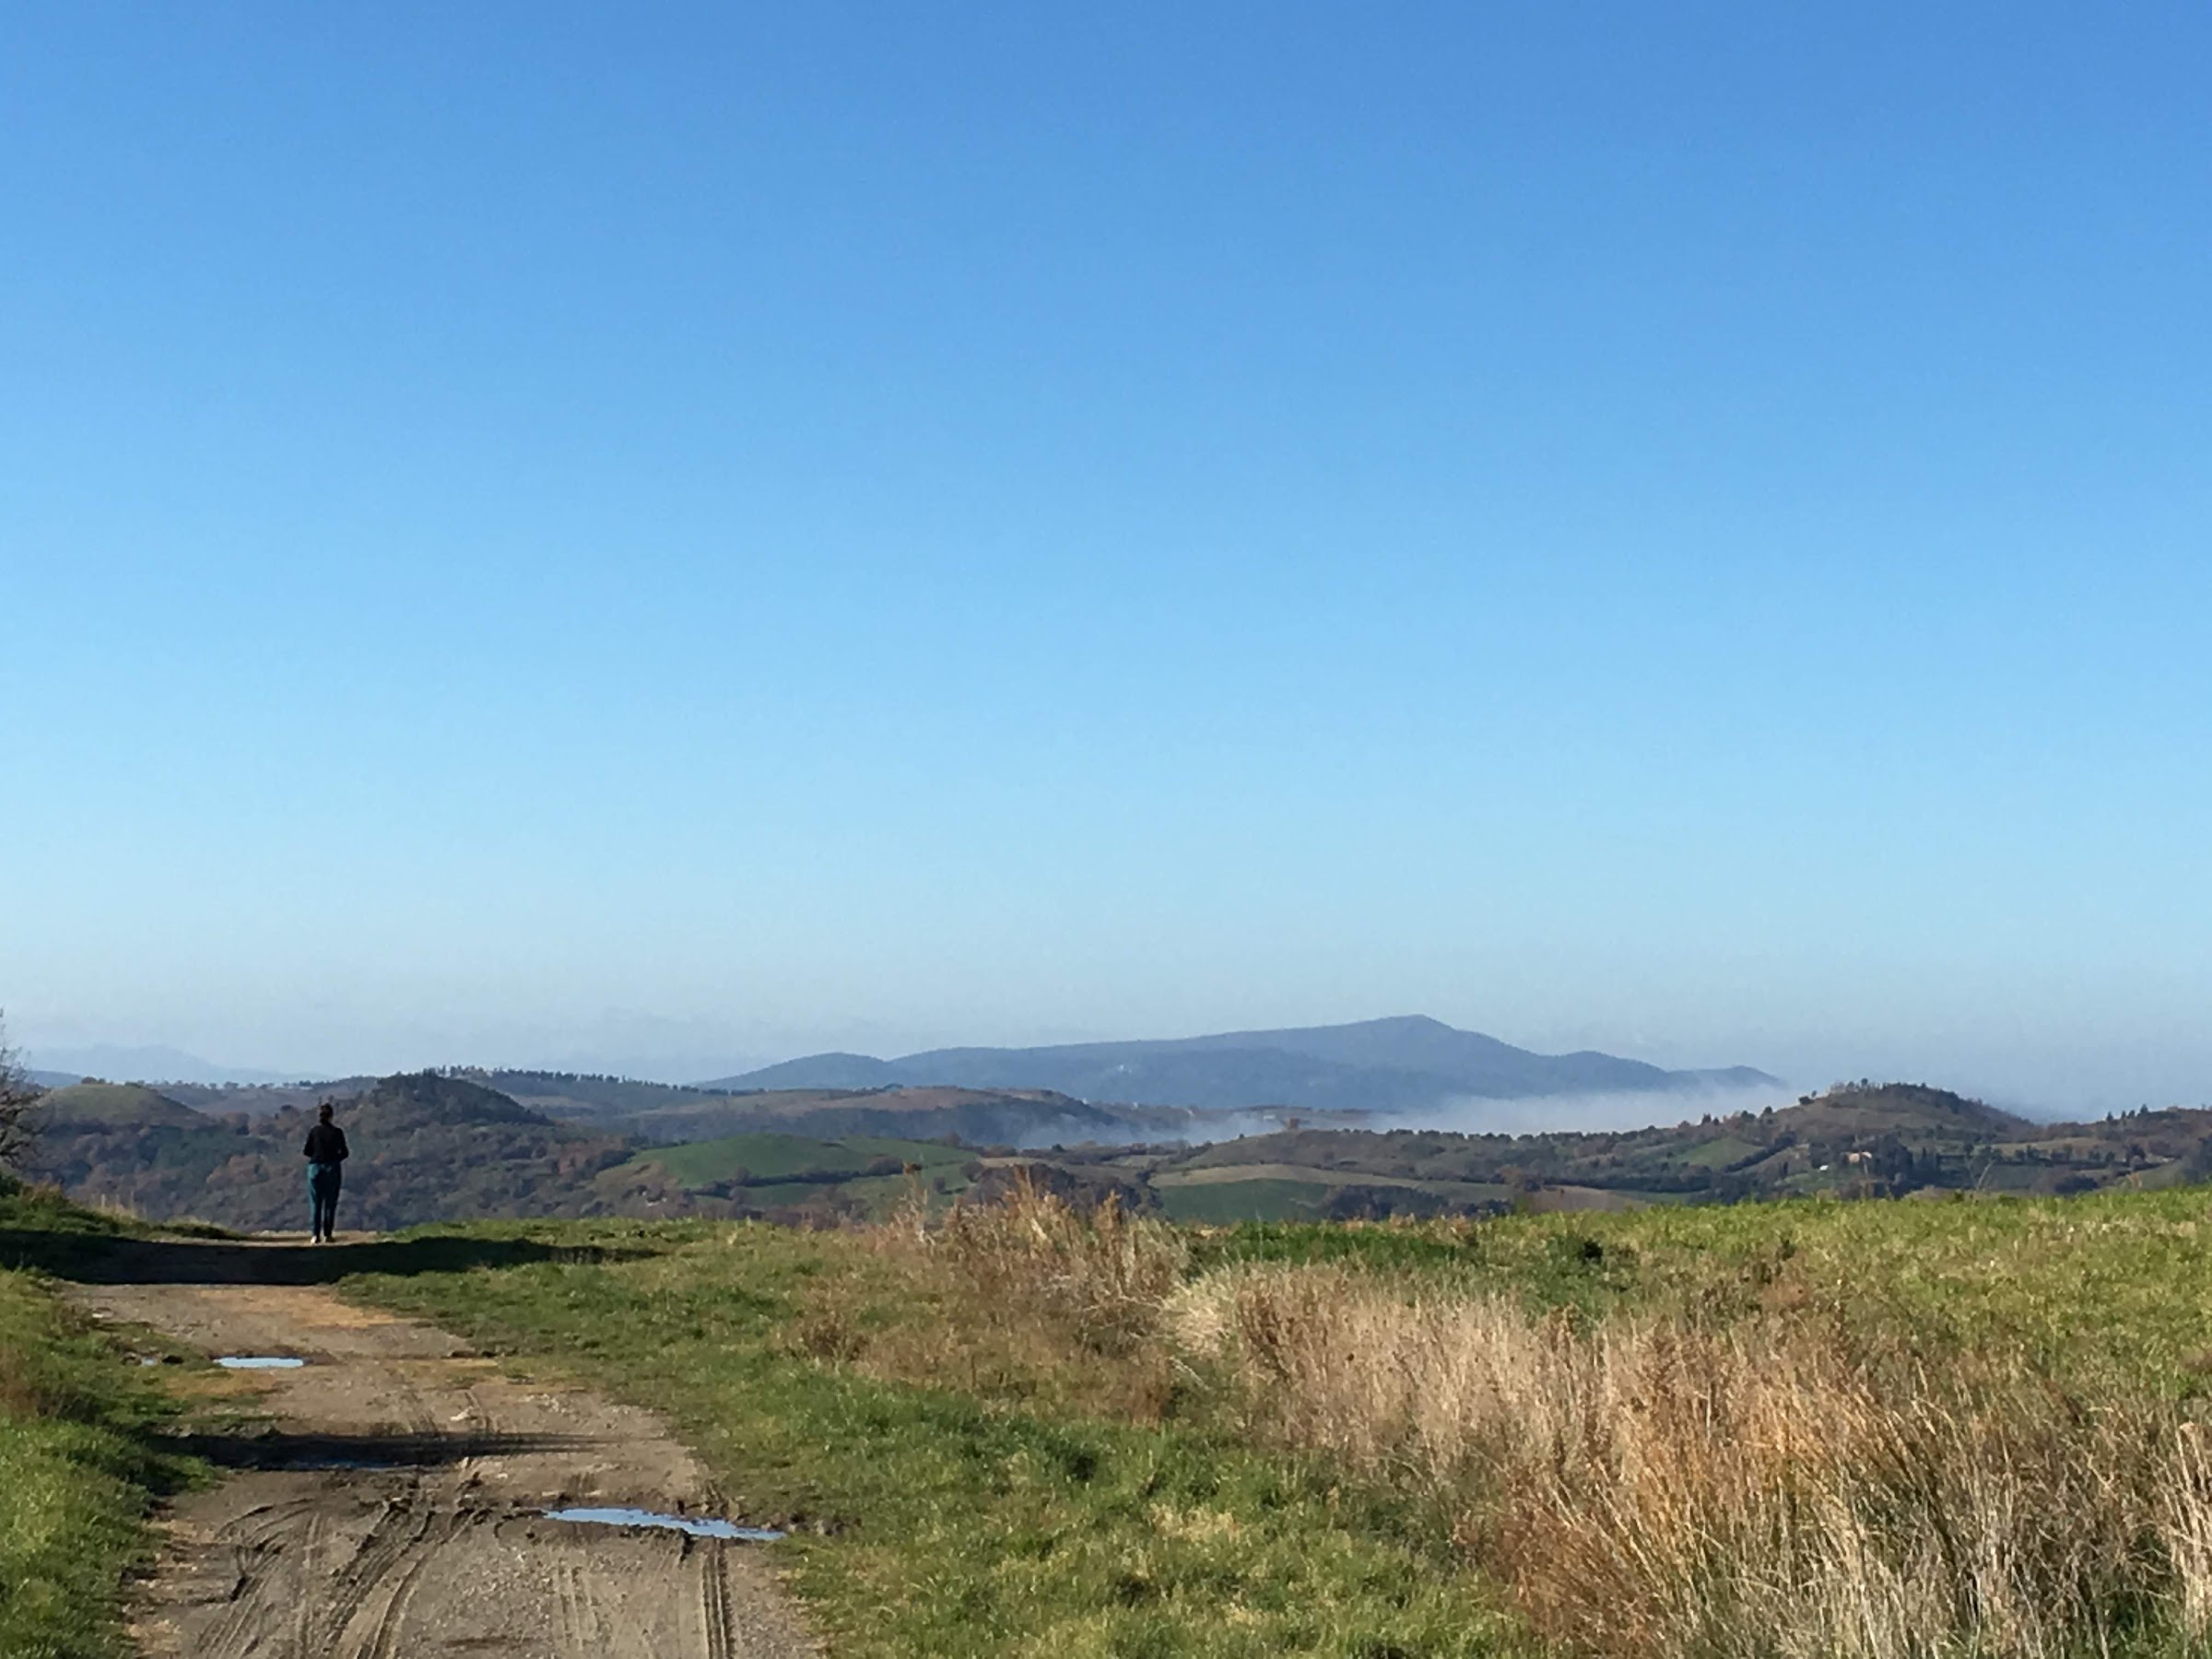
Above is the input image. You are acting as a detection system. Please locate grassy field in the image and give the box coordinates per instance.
[622,1132,982,1222]
[0,1185,207,1659]
[1155,1176,1337,1222]
[635,1132,973,1188]
[336,1185,2212,1658]
[16,1172,2212,1656]
[347,1213,1515,1657]
[1194,1190,2212,1392]
[1150,1165,1512,1225]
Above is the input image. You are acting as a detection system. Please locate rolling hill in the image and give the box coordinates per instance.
[542,1082,2212,1227]
[709,1014,1779,1114]
[977,1082,2198,1221]
[24,1066,2209,1234]
[538,1082,1170,1147]
[26,1072,636,1231]
[29,1082,213,1131]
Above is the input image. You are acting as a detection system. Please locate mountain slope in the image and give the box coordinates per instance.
[708,1016,1779,1113]
[29,1082,212,1131]
[716,1053,906,1091]
[574,1085,1146,1148]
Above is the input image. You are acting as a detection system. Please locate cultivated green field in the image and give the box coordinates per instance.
[634,1131,971,1187]
[1154,1175,1337,1221]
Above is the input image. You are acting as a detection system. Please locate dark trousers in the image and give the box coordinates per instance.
[308,1163,343,1238]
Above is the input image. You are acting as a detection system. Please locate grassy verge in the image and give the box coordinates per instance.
[1188,1193,2212,1656]
[0,1186,206,1659]
[1196,1189,2212,1392]
[346,1186,2212,1658]
[347,1217,1522,1658]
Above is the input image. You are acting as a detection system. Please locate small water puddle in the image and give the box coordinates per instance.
[542,1506,784,1542]
[216,1356,307,1370]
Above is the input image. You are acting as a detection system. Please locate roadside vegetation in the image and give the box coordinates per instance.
[0,1182,206,1659]
[339,1182,2212,1658]
[351,1205,1514,1657]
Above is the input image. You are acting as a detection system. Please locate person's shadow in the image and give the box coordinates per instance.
[0,1229,648,1285]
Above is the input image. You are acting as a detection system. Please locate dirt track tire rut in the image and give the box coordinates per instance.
[72,1247,815,1659]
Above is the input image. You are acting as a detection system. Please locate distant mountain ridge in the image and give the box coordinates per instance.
[22,1044,297,1086]
[705,1016,1780,1114]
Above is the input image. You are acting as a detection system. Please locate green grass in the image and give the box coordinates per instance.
[0,1188,207,1659]
[635,1132,971,1187]
[330,1191,2212,1652]
[1156,1179,1335,1223]
[1675,1134,1761,1170]
[1193,1189,2212,1389]
[733,1171,935,1213]
[15,1167,2204,1657]
[345,1220,1521,1657]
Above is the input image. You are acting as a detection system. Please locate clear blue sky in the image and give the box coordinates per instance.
[4,4,2207,1109]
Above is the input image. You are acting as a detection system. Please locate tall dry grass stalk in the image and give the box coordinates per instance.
[1171,1264,2212,1658]
[834,1177,1192,1419]
[903,1174,1188,1358]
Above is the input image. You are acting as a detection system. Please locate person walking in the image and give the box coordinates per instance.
[303,1101,350,1243]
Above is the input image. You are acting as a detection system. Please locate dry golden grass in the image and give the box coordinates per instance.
[1171,1262,2212,1658]
[909,1173,1188,1357]
[849,1185,2212,1653]
[0,1341,43,1418]
[781,1174,1193,1420]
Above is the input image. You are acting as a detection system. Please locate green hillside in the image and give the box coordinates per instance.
[27,1072,636,1231]
[1115,1082,2188,1212]
[638,1132,971,1186]
[30,1083,211,1131]
[621,1132,980,1221]
[1155,1176,1335,1222]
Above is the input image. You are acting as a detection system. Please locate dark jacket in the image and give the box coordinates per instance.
[303,1124,349,1165]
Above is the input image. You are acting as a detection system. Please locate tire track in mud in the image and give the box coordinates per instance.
[73,1244,815,1659]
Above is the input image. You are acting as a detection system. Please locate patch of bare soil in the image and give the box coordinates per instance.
[69,1241,815,1659]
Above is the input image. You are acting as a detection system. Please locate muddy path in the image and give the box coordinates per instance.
[65,1238,816,1659]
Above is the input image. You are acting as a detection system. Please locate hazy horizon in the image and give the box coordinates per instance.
[12,1009,2197,1122]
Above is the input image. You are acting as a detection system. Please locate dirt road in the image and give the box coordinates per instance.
[66,1239,815,1659]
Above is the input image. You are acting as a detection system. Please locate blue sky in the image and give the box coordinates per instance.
[4,5,2207,1108]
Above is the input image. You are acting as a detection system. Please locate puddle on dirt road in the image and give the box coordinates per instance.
[217,1356,308,1370]
[543,1506,785,1543]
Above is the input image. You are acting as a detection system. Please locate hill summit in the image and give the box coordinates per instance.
[348,1071,553,1130]
[29,1081,210,1132]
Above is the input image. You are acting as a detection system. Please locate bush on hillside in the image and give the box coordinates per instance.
[0,1016,42,1172]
